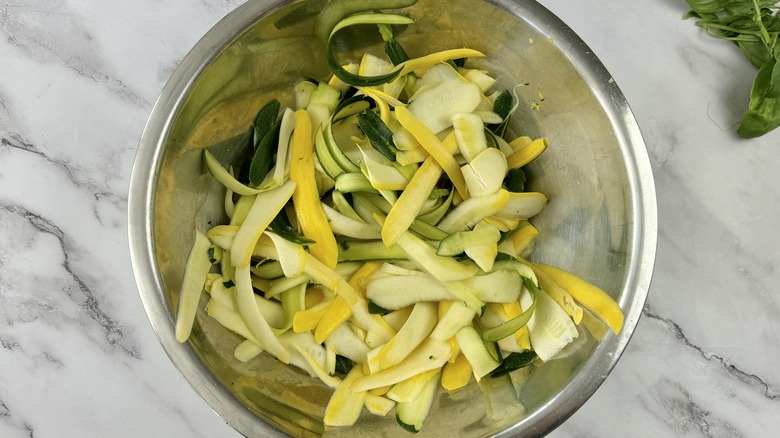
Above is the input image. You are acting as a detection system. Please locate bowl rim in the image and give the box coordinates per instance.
[128,1,657,436]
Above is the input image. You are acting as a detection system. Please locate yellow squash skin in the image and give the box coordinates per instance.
[290,109,339,269]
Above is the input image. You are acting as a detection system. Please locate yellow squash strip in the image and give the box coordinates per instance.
[528,262,583,324]
[506,138,548,169]
[347,261,383,298]
[580,308,609,341]
[396,147,429,166]
[441,353,472,391]
[508,135,533,152]
[252,234,281,260]
[364,394,395,416]
[303,253,359,305]
[386,368,440,403]
[358,86,405,108]
[534,263,624,334]
[395,106,469,200]
[234,339,264,362]
[290,109,339,268]
[292,300,331,333]
[265,231,306,277]
[207,225,278,260]
[351,338,451,392]
[203,149,265,196]
[304,253,396,345]
[505,221,539,256]
[324,366,368,427]
[205,301,262,345]
[382,157,443,246]
[251,276,271,294]
[399,48,485,77]
[231,180,297,268]
[483,216,513,233]
[502,301,531,350]
[362,88,392,124]
[437,189,511,233]
[315,296,353,343]
[291,343,342,388]
[175,231,213,343]
[447,337,460,363]
[230,195,254,226]
[369,385,392,396]
[441,130,460,154]
[374,301,438,370]
[203,272,222,294]
[234,265,291,363]
[358,87,400,125]
[209,281,286,328]
[374,215,479,283]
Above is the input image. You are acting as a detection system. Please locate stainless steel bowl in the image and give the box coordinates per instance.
[128,0,657,436]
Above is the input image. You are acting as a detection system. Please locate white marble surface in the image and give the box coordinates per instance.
[1,0,778,437]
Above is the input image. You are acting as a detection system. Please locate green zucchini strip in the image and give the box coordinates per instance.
[481,277,538,342]
[328,14,416,87]
[314,0,419,41]
[203,150,265,196]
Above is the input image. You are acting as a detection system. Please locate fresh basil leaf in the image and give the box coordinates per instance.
[737,39,772,68]
[490,350,538,377]
[489,90,513,136]
[253,99,281,148]
[357,109,398,161]
[269,209,316,246]
[504,168,526,193]
[248,121,281,187]
[738,56,780,137]
[367,299,390,314]
[334,355,353,375]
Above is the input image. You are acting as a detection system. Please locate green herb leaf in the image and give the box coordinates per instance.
[253,99,281,148]
[685,0,780,137]
[489,350,538,377]
[504,168,526,193]
[368,299,390,314]
[269,209,316,246]
[357,109,398,161]
[738,55,780,137]
[489,90,513,136]
[248,121,281,187]
[738,39,773,68]
[334,355,354,375]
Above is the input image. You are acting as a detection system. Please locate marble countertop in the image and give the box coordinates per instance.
[1,0,778,437]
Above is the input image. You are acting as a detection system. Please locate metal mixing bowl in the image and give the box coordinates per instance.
[128,0,657,436]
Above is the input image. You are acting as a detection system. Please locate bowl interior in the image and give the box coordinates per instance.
[134,0,655,436]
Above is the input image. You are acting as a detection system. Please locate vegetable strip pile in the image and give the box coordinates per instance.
[174,1,625,432]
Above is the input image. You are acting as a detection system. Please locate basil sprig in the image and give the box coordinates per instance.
[685,0,780,137]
